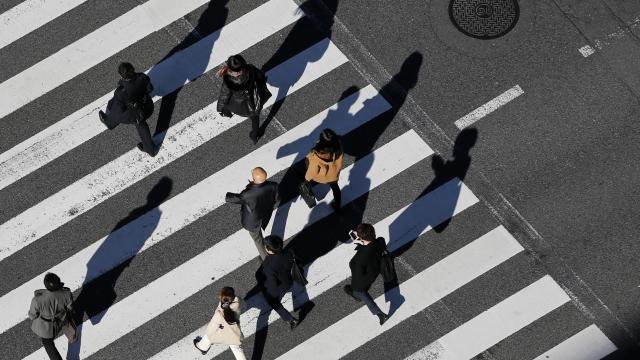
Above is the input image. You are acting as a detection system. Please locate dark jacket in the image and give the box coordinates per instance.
[349,238,385,292]
[28,287,73,339]
[259,251,294,299]
[217,65,269,117]
[106,72,154,124]
[225,181,278,232]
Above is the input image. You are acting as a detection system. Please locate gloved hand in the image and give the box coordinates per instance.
[219,109,232,118]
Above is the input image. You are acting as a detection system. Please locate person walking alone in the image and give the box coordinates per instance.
[257,235,299,330]
[225,167,278,261]
[98,62,157,156]
[193,287,246,359]
[302,128,344,210]
[343,223,390,325]
[28,273,74,360]
[216,54,271,144]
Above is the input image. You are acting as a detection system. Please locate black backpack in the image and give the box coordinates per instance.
[378,238,397,283]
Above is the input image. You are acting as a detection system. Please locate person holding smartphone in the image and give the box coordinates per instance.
[344,223,389,325]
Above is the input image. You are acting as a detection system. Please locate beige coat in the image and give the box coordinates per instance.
[304,150,343,184]
[205,297,244,346]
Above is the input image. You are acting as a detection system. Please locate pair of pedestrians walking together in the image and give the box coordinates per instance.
[98,55,271,155]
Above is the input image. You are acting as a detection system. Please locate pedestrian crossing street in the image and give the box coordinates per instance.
[0,0,621,359]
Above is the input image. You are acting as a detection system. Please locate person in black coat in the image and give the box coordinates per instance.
[257,235,299,330]
[216,54,271,144]
[225,167,278,260]
[99,62,157,156]
[344,223,389,325]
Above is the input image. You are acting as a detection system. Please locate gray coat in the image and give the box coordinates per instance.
[28,288,73,339]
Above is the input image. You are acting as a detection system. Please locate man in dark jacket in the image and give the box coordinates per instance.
[257,235,299,330]
[28,273,74,360]
[216,54,271,144]
[225,167,278,260]
[344,223,390,325]
[98,62,157,156]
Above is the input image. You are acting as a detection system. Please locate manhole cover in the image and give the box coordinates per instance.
[449,0,519,39]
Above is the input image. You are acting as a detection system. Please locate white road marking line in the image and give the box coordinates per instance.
[152,177,480,360]
[0,0,220,119]
[454,85,524,130]
[0,0,302,192]
[531,324,617,360]
[579,45,596,58]
[0,38,347,264]
[405,276,570,360]
[0,0,89,49]
[0,85,390,336]
[277,226,523,360]
[23,130,431,359]
[578,15,640,57]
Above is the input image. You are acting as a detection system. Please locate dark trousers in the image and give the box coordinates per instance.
[263,292,294,322]
[249,115,260,138]
[41,337,62,360]
[328,182,341,207]
[103,114,155,155]
[135,121,155,154]
[352,290,383,316]
[248,228,267,260]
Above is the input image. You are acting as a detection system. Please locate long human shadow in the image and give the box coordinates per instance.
[147,0,229,147]
[67,177,173,359]
[384,129,477,315]
[258,0,339,136]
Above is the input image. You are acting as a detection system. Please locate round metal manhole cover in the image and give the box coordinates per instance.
[449,0,520,40]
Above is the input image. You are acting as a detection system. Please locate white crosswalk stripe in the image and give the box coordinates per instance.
[0,0,90,49]
[0,38,347,263]
[0,0,302,191]
[0,1,620,359]
[23,130,431,360]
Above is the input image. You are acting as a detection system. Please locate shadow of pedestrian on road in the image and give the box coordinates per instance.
[68,177,173,359]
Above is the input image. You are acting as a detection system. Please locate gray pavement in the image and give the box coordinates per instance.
[0,0,639,359]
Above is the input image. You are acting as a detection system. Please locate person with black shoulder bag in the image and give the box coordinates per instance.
[28,273,75,360]
[98,62,157,156]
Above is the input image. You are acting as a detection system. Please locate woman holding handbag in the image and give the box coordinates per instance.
[300,128,344,210]
[193,287,246,359]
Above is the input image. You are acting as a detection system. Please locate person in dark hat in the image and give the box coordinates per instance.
[28,273,74,360]
[225,167,279,261]
[256,235,299,330]
[98,62,157,156]
[216,54,271,144]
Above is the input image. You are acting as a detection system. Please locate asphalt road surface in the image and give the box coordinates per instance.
[0,0,639,359]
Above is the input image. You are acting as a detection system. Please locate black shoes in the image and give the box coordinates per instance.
[137,143,158,157]
[377,313,389,325]
[289,317,300,330]
[249,131,259,145]
[343,285,361,302]
[98,111,115,130]
[192,337,207,355]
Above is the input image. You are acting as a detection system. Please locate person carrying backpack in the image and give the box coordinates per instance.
[98,62,157,156]
[193,286,246,359]
[216,54,271,144]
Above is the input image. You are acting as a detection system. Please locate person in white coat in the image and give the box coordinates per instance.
[193,286,246,359]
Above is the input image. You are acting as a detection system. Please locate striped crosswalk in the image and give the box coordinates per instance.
[0,0,620,359]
